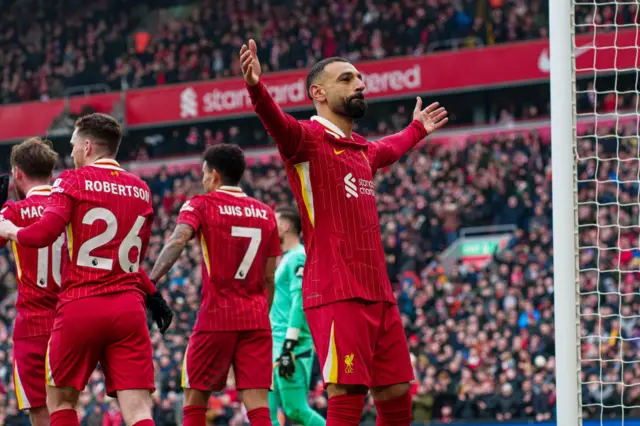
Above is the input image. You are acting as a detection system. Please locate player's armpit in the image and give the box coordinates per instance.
[265,256,277,311]
[247,81,303,159]
[149,223,195,282]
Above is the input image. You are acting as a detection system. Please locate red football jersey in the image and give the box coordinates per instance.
[0,186,61,338]
[177,186,281,331]
[249,81,428,308]
[45,159,154,308]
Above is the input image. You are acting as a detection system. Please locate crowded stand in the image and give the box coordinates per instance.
[0,0,636,424]
[1,0,634,104]
[0,114,634,423]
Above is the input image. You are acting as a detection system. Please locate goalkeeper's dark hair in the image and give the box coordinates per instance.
[276,205,302,235]
[75,113,123,155]
[11,137,59,179]
[306,57,350,100]
[203,144,246,186]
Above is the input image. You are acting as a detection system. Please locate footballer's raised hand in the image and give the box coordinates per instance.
[240,39,261,86]
[413,97,448,135]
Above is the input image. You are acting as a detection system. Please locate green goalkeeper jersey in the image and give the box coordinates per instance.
[270,244,312,346]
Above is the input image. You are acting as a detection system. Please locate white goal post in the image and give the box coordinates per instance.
[552,1,640,425]
[550,0,581,425]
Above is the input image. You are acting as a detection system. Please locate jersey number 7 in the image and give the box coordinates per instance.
[231,226,261,280]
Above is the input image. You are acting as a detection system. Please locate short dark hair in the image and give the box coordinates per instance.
[203,144,246,186]
[11,137,59,179]
[275,205,302,235]
[306,57,350,100]
[75,113,123,155]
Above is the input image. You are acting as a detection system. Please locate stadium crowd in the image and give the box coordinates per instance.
[2,0,634,104]
[0,114,636,424]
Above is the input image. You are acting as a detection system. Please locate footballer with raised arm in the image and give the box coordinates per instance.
[240,40,448,425]
[148,144,281,426]
[0,137,60,426]
[0,114,173,426]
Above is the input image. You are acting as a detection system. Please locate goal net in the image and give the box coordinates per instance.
[571,0,640,425]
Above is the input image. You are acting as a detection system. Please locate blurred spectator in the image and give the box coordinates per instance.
[0,0,633,104]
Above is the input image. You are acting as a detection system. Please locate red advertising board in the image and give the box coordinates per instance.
[125,29,639,126]
[0,29,636,141]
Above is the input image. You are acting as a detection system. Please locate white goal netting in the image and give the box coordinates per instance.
[574,0,640,424]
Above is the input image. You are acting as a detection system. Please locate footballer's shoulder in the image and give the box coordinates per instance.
[300,119,326,135]
[180,194,206,211]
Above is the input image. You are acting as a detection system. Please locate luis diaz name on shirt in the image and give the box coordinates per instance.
[219,205,268,220]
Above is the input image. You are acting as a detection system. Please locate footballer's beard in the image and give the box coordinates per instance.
[343,93,367,119]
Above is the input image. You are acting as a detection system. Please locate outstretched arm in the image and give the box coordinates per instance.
[370,97,448,171]
[149,224,194,283]
[0,211,68,248]
[241,40,303,159]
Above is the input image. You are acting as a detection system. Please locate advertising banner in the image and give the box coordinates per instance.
[0,29,636,141]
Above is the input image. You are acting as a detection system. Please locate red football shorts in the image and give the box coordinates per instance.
[13,334,50,410]
[46,292,154,397]
[306,299,414,388]
[182,329,272,392]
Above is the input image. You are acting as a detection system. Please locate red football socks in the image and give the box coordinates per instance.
[374,392,413,426]
[132,420,155,426]
[326,394,366,426]
[247,407,271,426]
[50,409,79,426]
[183,405,207,426]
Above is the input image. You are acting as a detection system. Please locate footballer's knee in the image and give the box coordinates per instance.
[326,384,368,399]
[241,388,269,411]
[117,389,153,426]
[370,382,410,401]
[46,386,79,413]
[184,388,211,407]
[28,406,50,426]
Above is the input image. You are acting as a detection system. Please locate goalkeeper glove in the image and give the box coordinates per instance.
[278,339,297,379]
[146,290,174,334]
[0,175,9,206]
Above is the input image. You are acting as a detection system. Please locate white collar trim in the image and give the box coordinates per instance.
[311,116,346,138]
[27,185,52,198]
[217,186,247,197]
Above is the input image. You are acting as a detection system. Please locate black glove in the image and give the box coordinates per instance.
[147,291,174,334]
[278,339,297,379]
[0,175,9,206]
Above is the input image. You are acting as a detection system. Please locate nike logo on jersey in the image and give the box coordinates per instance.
[334,148,346,155]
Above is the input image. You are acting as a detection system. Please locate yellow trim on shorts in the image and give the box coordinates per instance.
[13,362,30,409]
[329,321,339,383]
[181,345,190,389]
[45,340,55,387]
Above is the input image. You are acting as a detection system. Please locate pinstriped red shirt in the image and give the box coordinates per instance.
[249,81,428,308]
[44,159,154,308]
[177,186,281,331]
[0,186,60,338]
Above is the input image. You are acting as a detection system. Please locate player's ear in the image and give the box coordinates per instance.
[309,84,326,103]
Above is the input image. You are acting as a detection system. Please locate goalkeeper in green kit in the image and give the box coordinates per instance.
[269,206,326,426]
